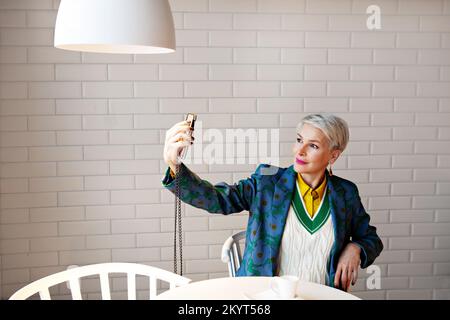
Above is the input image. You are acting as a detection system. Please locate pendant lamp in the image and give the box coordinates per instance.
[54,0,176,54]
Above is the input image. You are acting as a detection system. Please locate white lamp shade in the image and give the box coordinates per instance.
[54,0,176,54]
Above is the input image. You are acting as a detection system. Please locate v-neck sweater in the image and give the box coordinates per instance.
[277,181,335,285]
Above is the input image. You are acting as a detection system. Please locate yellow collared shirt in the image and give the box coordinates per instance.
[297,173,327,218]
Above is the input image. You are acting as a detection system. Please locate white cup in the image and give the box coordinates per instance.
[270,275,299,299]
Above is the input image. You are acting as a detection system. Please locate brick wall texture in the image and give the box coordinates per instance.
[0,0,449,299]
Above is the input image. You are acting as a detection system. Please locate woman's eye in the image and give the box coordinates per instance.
[296,138,302,143]
[310,144,318,149]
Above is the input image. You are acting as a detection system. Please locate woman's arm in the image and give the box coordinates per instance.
[162,120,263,215]
[162,162,261,215]
[349,187,384,268]
[335,184,384,291]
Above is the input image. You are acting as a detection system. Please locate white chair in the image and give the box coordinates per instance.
[221,231,246,277]
[9,262,191,300]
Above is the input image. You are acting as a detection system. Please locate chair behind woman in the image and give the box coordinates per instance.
[221,231,246,277]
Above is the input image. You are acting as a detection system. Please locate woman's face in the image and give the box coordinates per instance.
[292,123,340,175]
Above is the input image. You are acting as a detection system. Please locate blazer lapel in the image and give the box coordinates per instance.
[269,165,296,220]
[326,170,346,249]
[267,166,296,267]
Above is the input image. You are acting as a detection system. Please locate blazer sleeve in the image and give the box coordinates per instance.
[161,163,261,215]
[349,186,384,269]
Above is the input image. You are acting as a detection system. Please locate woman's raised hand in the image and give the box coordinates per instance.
[163,120,194,174]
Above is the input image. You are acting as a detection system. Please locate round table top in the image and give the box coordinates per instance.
[156,276,361,300]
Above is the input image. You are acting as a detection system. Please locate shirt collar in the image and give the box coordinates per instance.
[297,172,327,198]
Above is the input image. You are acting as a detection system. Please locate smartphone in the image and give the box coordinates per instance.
[178,113,197,160]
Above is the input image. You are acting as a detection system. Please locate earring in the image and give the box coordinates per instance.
[328,161,333,176]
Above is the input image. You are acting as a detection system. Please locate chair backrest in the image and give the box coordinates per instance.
[9,262,191,300]
[221,231,246,277]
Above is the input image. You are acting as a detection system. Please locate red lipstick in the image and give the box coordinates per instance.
[296,158,306,165]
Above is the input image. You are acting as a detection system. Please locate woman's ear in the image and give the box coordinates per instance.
[329,149,341,165]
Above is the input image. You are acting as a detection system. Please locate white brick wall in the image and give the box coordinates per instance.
[0,0,449,300]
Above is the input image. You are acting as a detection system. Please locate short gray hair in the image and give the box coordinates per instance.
[297,113,349,151]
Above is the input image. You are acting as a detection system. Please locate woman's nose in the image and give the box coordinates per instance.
[297,144,306,156]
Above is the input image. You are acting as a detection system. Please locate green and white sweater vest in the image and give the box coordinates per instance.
[278,183,335,285]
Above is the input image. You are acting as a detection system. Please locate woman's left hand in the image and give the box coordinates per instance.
[334,243,361,291]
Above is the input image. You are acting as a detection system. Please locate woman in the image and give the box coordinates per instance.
[162,113,383,291]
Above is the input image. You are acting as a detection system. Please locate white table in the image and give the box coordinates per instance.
[156,277,361,300]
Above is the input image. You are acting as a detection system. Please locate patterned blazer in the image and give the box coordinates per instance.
[162,163,383,288]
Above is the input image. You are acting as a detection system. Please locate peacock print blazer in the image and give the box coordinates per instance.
[162,163,383,288]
